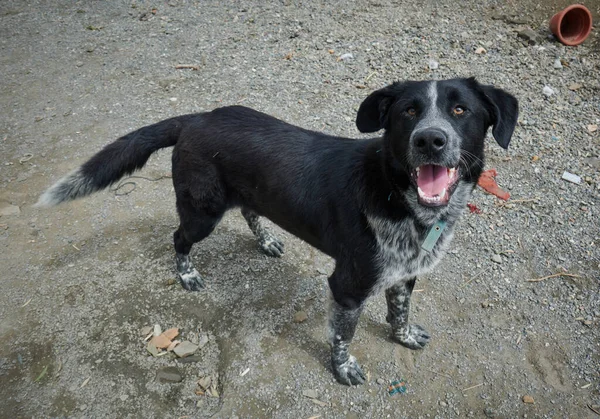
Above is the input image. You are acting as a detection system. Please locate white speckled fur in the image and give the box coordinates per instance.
[368,181,472,296]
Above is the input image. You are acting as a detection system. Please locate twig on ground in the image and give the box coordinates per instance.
[526,272,581,283]
[462,383,483,391]
[588,405,600,417]
[175,64,200,70]
[462,267,488,288]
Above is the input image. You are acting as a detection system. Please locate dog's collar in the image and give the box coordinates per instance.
[421,219,447,252]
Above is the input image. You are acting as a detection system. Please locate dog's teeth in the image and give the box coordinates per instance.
[418,187,424,197]
[416,167,420,175]
[440,188,446,198]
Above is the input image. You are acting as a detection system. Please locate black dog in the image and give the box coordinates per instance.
[37,78,518,385]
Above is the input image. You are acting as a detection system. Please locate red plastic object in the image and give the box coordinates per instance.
[549,4,593,46]
[477,169,510,201]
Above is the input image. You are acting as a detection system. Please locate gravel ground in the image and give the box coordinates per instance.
[1,1,599,418]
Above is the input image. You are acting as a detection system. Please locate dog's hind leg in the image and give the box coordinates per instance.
[173,188,225,291]
[241,208,284,257]
[385,277,430,349]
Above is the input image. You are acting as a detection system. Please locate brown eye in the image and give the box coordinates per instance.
[407,107,416,116]
[453,106,465,116]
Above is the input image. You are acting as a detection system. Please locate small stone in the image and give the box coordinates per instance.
[140,326,152,336]
[542,86,554,97]
[302,389,318,399]
[517,28,540,45]
[440,401,447,407]
[75,61,84,67]
[146,342,160,357]
[0,204,20,217]
[173,341,199,358]
[481,300,490,308]
[428,60,439,70]
[377,378,385,385]
[156,366,183,383]
[176,354,202,364]
[119,394,129,401]
[568,83,582,91]
[484,407,496,418]
[491,254,502,264]
[197,333,209,349]
[587,124,598,133]
[553,59,563,69]
[153,324,162,336]
[338,53,353,61]
[294,311,308,323]
[475,47,486,54]
[562,171,582,185]
[506,16,528,24]
[522,395,534,404]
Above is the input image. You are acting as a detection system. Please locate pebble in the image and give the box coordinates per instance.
[568,83,582,91]
[517,28,540,45]
[553,59,563,69]
[294,311,308,323]
[562,171,582,185]
[119,394,129,401]
[173,341,199,358]
[302,389,318,399]
[428,60,439,70]
[153,324,162,337]
[542,86,555,97]
[491,254,502,264]
[197,333,209,349]
[522,394,534,404]
[176,354,202,364]
[338,53,353,61]
[376,378,385,385]
[484,407,496,418]
[156,366,184,383]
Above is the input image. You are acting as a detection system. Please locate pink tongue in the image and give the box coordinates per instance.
[417,165,449,196]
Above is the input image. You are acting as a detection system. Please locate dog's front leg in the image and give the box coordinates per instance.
[386,277,430,349]
[327,291,366,385]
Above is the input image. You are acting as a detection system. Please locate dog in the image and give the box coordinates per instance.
[37,77,518,385]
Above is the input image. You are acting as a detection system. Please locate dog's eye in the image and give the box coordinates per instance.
[453,106,465,116]
[406,107,417,116]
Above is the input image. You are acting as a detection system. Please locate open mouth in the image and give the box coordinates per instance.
[413,165,459,207]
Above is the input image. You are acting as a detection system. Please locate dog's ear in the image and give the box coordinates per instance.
[479,84,519,149]
[356,85,397,133]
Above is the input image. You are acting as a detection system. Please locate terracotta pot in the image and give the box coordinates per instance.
[549,4,593,46]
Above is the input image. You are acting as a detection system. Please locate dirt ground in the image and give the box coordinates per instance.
[1,1,599,418]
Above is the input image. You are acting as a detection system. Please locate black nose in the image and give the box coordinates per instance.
[413,129,447,155]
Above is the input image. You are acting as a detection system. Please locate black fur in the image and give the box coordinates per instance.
[38,78,518,385]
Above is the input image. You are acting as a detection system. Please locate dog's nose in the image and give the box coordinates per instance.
[413,129,447,155]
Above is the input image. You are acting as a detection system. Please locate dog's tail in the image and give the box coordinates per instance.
[36,114,194,207]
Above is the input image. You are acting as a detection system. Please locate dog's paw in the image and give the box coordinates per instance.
[392,324,430,350]
[332,355,366,386]
[259,235,284,258]
[178,269,205,291]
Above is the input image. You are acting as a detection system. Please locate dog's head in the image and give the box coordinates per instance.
[356,78,518,221]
